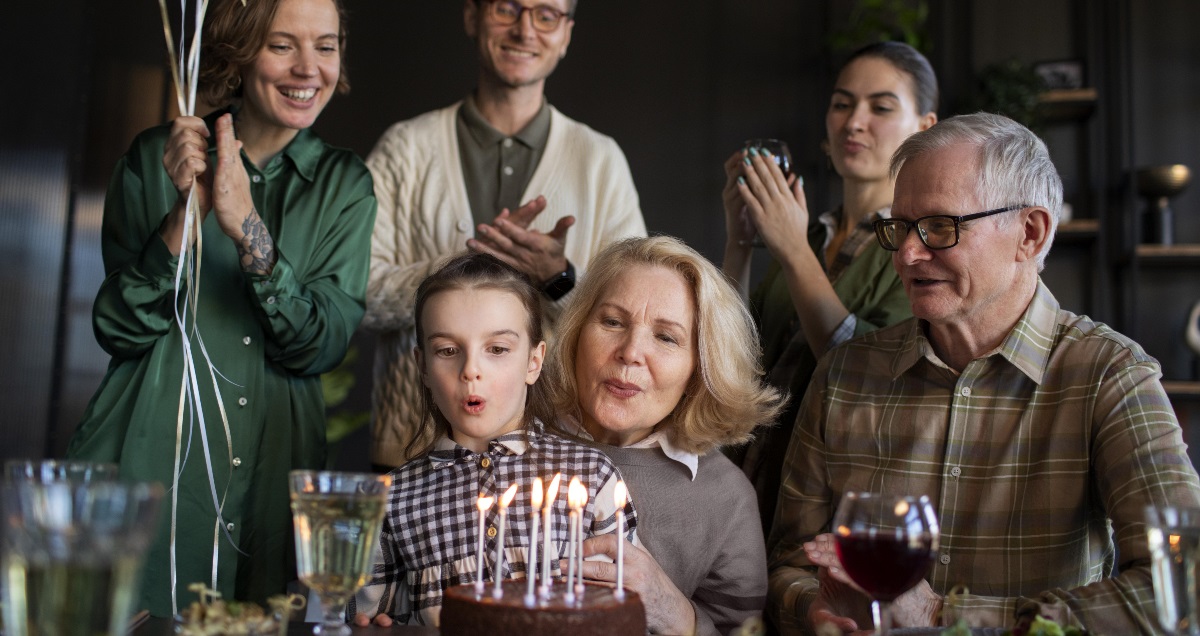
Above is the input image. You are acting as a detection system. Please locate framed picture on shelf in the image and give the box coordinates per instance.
[1034,60,1085,90]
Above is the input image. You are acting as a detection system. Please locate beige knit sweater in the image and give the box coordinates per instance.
[361,102,646,467]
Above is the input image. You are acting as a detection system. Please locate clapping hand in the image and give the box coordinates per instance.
[468,196,574,283]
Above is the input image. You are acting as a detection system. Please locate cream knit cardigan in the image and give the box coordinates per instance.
[361,102,647,466]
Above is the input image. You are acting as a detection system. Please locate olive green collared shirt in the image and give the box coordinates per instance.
[456,95,551,225]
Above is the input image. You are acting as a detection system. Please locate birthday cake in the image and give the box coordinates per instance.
[440,580,645,636]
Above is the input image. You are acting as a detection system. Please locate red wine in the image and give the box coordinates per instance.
[835,532,934,602]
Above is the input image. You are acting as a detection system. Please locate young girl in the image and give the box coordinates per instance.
[350,253,636,627]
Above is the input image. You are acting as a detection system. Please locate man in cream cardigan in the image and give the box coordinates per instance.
[362,0,647,469]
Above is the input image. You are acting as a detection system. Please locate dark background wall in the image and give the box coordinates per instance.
[2,0,1198,468]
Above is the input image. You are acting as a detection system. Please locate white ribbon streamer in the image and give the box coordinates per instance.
[157,0,247,615]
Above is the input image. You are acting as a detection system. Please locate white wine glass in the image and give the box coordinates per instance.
[832,492,939,636]
[290,470,391,636]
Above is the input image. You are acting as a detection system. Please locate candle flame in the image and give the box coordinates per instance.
[567,477,584,509]
[531,477,544,510]
[498,483,519,509]
[614,480,627,508]
[544,473,563,508]
[477,494,495,512]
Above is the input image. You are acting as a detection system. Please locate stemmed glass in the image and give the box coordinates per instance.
[290,470,391,636]
[741,138,793,248]
[832,492,940,636]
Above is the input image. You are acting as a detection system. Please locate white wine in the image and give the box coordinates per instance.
[291,493,386,606]
[2,554,140,636]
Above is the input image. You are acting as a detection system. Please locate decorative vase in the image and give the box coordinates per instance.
[1187,301,1200,357]
[1136,164,1191,245]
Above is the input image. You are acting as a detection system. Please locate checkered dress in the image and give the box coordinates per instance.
[348,421,637,626]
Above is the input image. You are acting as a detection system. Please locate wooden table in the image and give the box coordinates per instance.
[132,616,439,635]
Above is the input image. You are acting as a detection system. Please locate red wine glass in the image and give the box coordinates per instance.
[741,138,793,248]
[832,492,940,635]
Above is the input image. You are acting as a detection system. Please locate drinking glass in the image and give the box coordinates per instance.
[290,470,391,636]
[832,492,939,636]
[1,479,163,636]
[1147,505,1200,635]
[6,459,119,483]
[741,138,794,248]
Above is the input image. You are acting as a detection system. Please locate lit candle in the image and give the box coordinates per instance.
[613,480,627,601]
[575,482,589,596]
[540,472,562,597]
[493,483,519,599]
[475,493,495,596]
[565,477,583,602]
[525,478,543,606]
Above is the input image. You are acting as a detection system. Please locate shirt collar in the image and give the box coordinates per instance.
[460,94,552,151]
[563,419,700,481]
[626,429,700,481]
[891,278,1057,384]
[817,206,892,247]
[426,420,543,469]
[205,106,322,182]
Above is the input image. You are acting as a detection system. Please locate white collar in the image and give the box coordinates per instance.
[431,431,532,456]
[626,429,700,481]
[563,419,700,481]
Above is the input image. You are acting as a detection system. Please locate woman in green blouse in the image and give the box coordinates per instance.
[722,42,939,535]
[67,0,375,617]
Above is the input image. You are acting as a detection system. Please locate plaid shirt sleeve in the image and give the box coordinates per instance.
[1002,353,1198,631]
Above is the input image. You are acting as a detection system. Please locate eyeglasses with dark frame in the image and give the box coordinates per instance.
[873,204,1030,251]
[483,0,572,33]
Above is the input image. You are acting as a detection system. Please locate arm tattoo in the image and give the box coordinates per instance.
[238,208,277,276]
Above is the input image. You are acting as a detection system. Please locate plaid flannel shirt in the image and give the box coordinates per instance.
[768,280,1200,634]
[350,422,636,626]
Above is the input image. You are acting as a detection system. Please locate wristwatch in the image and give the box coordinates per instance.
[541,261,576,301]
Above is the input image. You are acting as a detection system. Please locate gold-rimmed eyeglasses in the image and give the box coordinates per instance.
[483,0,572,33]
[873,204,1029,251]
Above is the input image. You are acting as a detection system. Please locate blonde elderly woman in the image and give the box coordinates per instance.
[547,236,783,635]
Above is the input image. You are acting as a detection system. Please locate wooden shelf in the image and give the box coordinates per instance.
[1164,381,1200,400]
[1038,88,1098,121]
[1057,219,1099,241]
[1135,244,1200,263]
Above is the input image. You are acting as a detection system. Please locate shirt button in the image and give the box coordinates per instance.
[266,296,276,305]
[242,336,252,345]
[232,457,242,467]
[480,457,491,469]
[227,522,236,532]
[950,466,962,477]
[238,397,248,407]
[960,386,972,397]
[502,138,514,148]
[487,526,498,538]
[251,175,262,183]
[939,553,951,565]
[502,166,514,176]
[457,220,471,233]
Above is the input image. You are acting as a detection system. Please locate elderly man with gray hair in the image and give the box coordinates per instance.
[767,112,1200,635]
